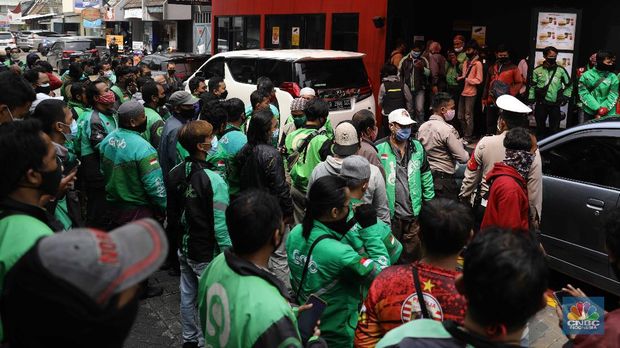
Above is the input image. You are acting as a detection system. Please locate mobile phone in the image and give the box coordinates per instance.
[297,294,327,343]
[63,159,81,175]
[553,290,570,305]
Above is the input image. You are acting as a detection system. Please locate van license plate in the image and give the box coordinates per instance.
[328,99,352,111]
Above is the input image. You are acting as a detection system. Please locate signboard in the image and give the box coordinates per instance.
[103,5,114,21]
[106,35,123,50]
[472,26,486,46]
[193,23,211,54]
[124,8,142,19]
[292,27,300,46]
[132,41,143,50]
[74,0,100,14]
[536,12,576,50]
[167,0,210,4]
[271,26,280,45]
[82,7,101,28]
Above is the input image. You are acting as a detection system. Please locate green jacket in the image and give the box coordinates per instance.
[67,100,91,120]
[0,209,54,340]
[578,68,619,116]
[288,127,330,193]
[98,128,166,211]
[529,64,572,104]
[375,137,435,217]
[216,124,248,196]
[142,107,165,149]
[78,109,117,158]
[111,85,130,104]
[199,251,307,348]
[286,221,382,347]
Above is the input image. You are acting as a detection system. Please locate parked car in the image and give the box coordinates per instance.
[0,32,16,49]
[38,33,68,55]
[18,30,60,51]
[80,36,108,56]
[47,38,97,74]
[185,49,375,133]
[141,53,210,81]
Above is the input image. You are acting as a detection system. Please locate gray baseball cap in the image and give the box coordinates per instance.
[117,99,144,119]
[333,121,360,157]
[341,155,371,181]
[169,91,199,106]
[36,218,168,306]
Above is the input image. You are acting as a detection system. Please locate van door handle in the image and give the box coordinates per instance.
[586,198,605,211]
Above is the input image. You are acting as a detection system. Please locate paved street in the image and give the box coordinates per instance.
[125,270,569,348]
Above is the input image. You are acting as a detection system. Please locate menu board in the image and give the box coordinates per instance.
[536,12,577,50]
[533,51,574,77]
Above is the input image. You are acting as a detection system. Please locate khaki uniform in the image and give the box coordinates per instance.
[459,131,543,218]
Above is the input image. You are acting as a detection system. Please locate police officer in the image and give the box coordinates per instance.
[459,94,542,226]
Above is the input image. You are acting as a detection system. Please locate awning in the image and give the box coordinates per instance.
[123,0,141,9]
[20,13,55,20]
[145,0,164,6]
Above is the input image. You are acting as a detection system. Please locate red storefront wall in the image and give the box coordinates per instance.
[212,0,389,109]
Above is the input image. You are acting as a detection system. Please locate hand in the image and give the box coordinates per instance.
[563,284,587,298]
[456,76,464,81]
[431,86,439,95]
[313,320,321,339]
[57,170,78,198]
[354,204,377,228]
[554,303,577,340]
[597,107,609,116]
[296,303,313,317]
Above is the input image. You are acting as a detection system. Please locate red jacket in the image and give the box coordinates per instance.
[573,309,620,347]
[483,62,524,105]
[481,163,529,231]
[46,72,62,91]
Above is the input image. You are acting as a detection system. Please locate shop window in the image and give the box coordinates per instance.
[264,14,325,49]
[332,13,359,52]
[216,16,260,53]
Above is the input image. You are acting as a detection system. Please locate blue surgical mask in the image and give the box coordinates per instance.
[395,127,412,142]
[208,135,218,155]
[412,51,422,58]
[60,120,78,141]
[272,128,279,147]
[70,119,78,137]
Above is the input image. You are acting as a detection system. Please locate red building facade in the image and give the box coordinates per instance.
[211,0,388,101]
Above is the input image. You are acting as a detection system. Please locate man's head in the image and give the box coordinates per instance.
[0,119,60,200]
[305,98,329,126]
[35,60,54,74]
[380,63,398,79]
[504,127,532,152]
[453,35,465,53]
[419,198,473,258]
[352,109,377,142]
[429,41,441,54]
[431,92,455,121]
[290,97,307,128]
[223,98,245,125]
[0,71,36,123]
[117,100,146,133]
[208,76,226,98]
[589,52,597,67]
[333,121,360,158]
[178,120,214,159]
[227,190,284,256]
[300,87,316,100]
[458,229,548,336]
[465,40,480,59]
[30,99,73,142]
[141,81,166,108]
[200,100,228,136]
[246,109,277,146]
[138,62,151,78]
[188,76,206,97]
[388,108,415,142]
[26,52,40,68]
[257,76,275,97]
[116,66,136,89]
[0,219,167,347]
[340,155,371,200]
[9,47,20,61]
[169,91,199,119]
[250,89,271,112]
[543,46,558,66]
[496,95,532,133]
[166,62,176,75]
[411,40,425,56]
[70,81,88,104]
[86,79,115,112]
[596,50,616,72]
[24,67,51,95]
[495,44,510,64]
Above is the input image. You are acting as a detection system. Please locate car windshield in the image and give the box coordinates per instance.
[295,58,368,89]
[0,33,12,40]
[65,41,93,51]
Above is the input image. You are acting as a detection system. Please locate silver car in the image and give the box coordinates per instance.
[0,32,16,49]
[18,30,59,51]
[47,38,96,73]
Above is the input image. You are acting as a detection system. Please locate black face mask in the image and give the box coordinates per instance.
[322,208,356,235]
[598,62,616,72]
[466,53,476,59]
[156,97,166,107]
[545,57,557,65]
[36,85,51,95]
[496,57,509,64]
[167,70,175,76]
[219,90,228,100]
[130,121,147,134]
[178,108,195,120]
[37,157,62,197]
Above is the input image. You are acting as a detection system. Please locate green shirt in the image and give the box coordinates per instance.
[78,109,117,158]
[578,68,619,116]
[529,65,572,103]
[142,107,165,149]
[287,127,329,193]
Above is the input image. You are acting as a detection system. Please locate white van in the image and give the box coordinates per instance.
[185,49,376,134]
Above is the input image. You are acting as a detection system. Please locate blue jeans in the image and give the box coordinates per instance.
[179,251,209,346]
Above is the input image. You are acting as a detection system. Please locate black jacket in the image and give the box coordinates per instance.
[237,144,293,218]
[166,158,219,262]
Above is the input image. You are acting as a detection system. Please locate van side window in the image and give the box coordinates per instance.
[542,135,620,189]
[256,59,293,86]
[228,58,257,84]
[200,57,225,80]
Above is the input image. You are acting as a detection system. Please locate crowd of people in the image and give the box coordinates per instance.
[0,39,618,348]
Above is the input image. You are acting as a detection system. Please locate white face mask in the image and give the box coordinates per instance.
[454,47,463,53]
[444,109,456,121]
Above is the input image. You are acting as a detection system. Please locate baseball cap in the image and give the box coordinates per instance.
[388,108,415,126]
[169,90,199,106]
[290,97,307,112]
[341,155,371,181]
[496,94,532,113]
[117,99,144,119]
[36,218,168,306]
[300,87,316,97]
[333,121,360,157]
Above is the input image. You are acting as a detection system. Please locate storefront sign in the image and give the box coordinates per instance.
[74,0,100,14]
[124,8,142,19]
[103,5,114,21]
[132,41,143,50]
[272,26,280,45]
[472,26,486,46]
[106,35,124,49]
[167,0,210,4]
[536,12,576,50]
[292,27,300,46]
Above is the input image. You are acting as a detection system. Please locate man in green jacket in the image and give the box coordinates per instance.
[376,109,435,262]
[0,120,59,339]
[288,99,332,223]
[219,98,247,199]
[98,100,166,228]
[111,66,137,106]
[140,81,165,150]
[529,46,572,138]
[199,190,324,348]
[578,50,619,121]
[78,79,118,228]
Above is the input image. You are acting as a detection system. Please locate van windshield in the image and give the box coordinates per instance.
[295,58,368,89]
